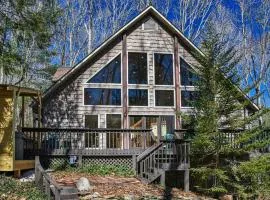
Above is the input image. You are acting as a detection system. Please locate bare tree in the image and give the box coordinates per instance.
[209,0,270,106]
[173,0,220,43]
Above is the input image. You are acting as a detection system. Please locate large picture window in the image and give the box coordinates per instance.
[84,88,121,105]
[128,89,148,106]
[128,52,148,84]
[181,90,198,107]
[154,53,173,85]
[180,58,198,86]
[87,54,121,83]
[155,90,174,106]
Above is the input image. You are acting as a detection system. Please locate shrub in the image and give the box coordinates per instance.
[0,175,46,200]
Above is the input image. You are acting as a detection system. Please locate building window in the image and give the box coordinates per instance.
[106,114,121,128]
[181,90,197,107]
[106,114,122,148]
[155,90,174,106]
[85,115,98,128]
[154,53,173,85]
[180,58,198,86]
[87,54,121,83]
[128,52,147,84]
[84,88,121,105]
[128,89,148,106]
[85,115,99,148]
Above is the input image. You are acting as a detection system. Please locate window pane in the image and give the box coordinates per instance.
[155,90,174,106]
[128,52,147,84]
[180,58,198,86]
[85,115,98,128]
[84,88,121,105]
[106,114,122,148]
[129,116,143,129]
[107,114,121,128]
[128,89,148,106]
[154,54,173,85]
[181,90,197,107]
[87,55,121,83]
[84,115,99,148]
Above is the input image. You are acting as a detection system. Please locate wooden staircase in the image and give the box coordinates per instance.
[136,139,190,191]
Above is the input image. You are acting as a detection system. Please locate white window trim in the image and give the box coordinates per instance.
[127,51,149,86]
[82,87,122,107]
[153,52,175,87]
[105,113,123,129]
[128,88,150,107]
[154,89,175,108]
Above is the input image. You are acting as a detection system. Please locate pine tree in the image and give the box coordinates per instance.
[188,24,270,198]
[0,0,59,86]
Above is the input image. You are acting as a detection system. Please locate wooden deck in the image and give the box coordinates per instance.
[21,128,155,158]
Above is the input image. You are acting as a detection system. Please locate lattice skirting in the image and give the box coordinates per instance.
[40,155,133,170]
[83,156,133,169]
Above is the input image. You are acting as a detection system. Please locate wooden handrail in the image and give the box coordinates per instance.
[136,143,163,162]
[22,127,152,132]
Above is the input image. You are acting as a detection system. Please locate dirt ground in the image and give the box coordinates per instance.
[51,171,214,199]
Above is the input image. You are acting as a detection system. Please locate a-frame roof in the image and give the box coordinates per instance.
[44,6,259,111]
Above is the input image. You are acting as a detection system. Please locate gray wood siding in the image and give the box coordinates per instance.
[44,17,242,129]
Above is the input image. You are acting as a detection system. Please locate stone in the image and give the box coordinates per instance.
[92,192,101,198]
[19,170,35,182]
[76,177,92,192]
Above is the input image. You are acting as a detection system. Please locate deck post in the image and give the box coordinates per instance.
[160,171,166,187]
[132,155,137,170]
[184,169,189,192]
[174,36,181,129]
[35,156,41,186]
[78,154,82,167]
[122,33,128,129]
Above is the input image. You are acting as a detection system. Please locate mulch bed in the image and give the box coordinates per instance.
[51,171,214,199]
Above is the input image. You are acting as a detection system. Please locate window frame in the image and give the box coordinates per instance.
[153,52,175,86]
[84,53,122,85]
[154,89,175,107]
[127,51,149,86]
[128,88,149,107]
[83,87,122,107]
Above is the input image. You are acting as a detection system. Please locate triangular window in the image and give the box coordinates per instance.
[180,58,198,86]
[87,54,121,83]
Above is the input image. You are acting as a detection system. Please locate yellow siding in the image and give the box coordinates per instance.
[0,91,14,171]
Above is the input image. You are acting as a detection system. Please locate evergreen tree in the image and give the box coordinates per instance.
[188,25,270,198]
[0,0,59,86]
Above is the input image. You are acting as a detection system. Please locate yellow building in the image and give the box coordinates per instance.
[0,85,41,176]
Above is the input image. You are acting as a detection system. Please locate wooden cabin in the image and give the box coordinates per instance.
[0,84,41,176]
[20,6,261,189]
[42,6,258,135]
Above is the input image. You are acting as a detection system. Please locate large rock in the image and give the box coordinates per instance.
[76,177,93,192]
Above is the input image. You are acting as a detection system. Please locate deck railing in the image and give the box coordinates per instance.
[176,128,270,151]
[35,156,78,200]
[136,139,190,185]
[21,127,155,157]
